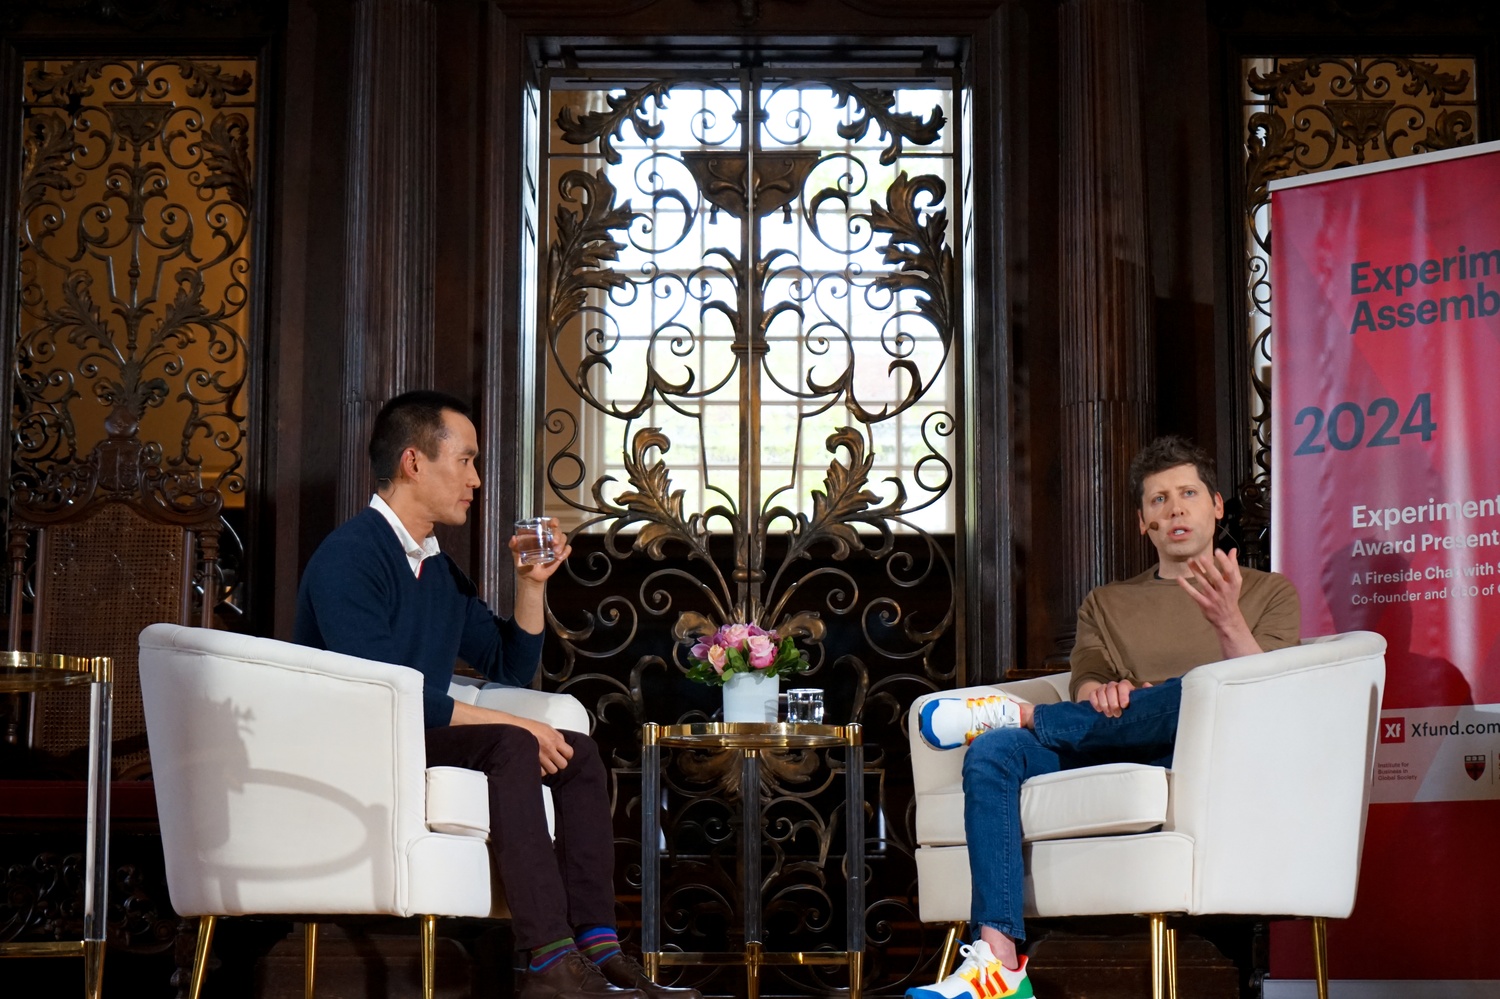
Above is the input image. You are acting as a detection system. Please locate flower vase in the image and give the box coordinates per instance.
[722,670,779,723]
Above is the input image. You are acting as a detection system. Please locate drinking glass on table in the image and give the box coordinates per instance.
[785,688,824,724]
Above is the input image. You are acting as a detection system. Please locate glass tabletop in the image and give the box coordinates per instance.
[0,652,111,693]
[651,721,860,749]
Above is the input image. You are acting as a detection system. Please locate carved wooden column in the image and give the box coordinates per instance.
[1056,0,1154,648]
[339,0,437,520]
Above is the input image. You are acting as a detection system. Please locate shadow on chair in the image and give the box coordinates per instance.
[140,623,588,998]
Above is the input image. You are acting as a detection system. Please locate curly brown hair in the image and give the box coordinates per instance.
[1128,435,1218,506]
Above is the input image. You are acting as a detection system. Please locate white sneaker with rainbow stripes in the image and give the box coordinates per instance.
[918,694,1023,750]
[905,941,1033,999]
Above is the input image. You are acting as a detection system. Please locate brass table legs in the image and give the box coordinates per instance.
[641,723,865,999]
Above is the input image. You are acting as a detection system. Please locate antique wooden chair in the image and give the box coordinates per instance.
[5,405,223,776]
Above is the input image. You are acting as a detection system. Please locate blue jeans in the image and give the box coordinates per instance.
[961,678,1183,942]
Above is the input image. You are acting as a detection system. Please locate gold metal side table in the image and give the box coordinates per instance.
[0,652,113,999]
[640,722,864,999]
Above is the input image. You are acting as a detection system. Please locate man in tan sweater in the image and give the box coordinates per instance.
[907,436,1300,999]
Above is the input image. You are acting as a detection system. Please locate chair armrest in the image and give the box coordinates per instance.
[908,675,1071,803]
[1170,631,1386,917]
[448,677,591,735]
[425,766,490,837]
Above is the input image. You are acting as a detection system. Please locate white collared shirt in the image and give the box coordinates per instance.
[369,494,441,577]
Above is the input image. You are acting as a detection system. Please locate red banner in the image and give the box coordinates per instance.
[1270,141,1500,981]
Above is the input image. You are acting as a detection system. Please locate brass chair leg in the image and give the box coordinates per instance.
[188,915,218,999]
[84,938,106,999]
[420,915,437,999]
[1148,914,1167,999]
[303,921,318,999]
[937,921,965,979]
[1166,926,1178,999]
[848,949,864,999]
[1312,916,1329,999]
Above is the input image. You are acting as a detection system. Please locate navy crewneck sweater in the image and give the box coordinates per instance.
[293,506,543,727]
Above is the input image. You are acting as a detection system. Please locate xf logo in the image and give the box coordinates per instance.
[1381,718,1406,744]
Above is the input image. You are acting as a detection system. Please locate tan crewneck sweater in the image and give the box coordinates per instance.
[1068,565,1301,700]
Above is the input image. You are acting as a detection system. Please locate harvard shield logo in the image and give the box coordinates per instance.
[1465,754,1486,781]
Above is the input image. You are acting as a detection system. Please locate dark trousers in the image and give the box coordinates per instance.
[424,724,616,949]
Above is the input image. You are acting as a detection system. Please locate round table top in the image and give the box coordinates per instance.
[650,721,860,749]
[0,652,111,692]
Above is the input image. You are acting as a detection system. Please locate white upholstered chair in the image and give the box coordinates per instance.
[138,622,589,999]
[910,631,1386,999]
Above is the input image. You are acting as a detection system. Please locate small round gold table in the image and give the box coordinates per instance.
[640,722,864,999]
[0,652,113,999]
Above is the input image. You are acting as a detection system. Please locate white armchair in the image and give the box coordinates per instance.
[138,622,589,999]
[910,631,1386,998]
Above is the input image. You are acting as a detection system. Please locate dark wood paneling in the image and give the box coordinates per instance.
[274,0,356,638]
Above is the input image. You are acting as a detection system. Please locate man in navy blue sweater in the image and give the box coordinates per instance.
[296,391,698,999]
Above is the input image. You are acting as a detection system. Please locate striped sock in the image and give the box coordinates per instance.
[527,937,576,973]
[577,926,622,966]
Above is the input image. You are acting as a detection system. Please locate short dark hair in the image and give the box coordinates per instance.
[1128,435,1218,506]
[368,390,470,485]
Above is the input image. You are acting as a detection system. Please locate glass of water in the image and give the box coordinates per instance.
[514,517,557,566]
[785,688,824,724]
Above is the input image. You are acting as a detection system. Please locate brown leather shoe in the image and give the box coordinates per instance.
[598,953,705,999]
[518,949,647,999]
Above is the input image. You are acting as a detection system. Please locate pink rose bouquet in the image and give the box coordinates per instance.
[685,622,810,686]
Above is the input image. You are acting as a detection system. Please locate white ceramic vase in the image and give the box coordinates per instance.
[722,669,779,723]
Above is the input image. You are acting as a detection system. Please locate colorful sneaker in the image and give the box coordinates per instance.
[905,941,1032,999]
[918,694,1023,750]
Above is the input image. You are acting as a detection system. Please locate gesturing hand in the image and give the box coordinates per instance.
[1177,547,1244,629]
[1177,546,1265,659]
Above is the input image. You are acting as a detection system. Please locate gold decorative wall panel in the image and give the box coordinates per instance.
[13,56,257,514]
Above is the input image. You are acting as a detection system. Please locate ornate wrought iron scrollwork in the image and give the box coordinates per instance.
[1235,55,1476,567]
[539,70,963,991]
[1,841,179,958]
[11,57,257,524]
[545,77,955,613]
[0,851,80,943]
